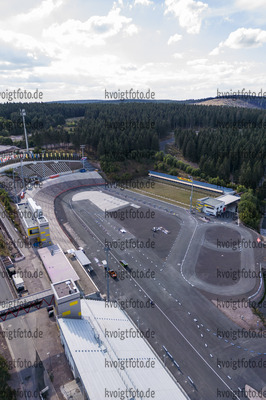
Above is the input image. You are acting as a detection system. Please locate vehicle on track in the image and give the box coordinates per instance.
[108,270,117,279]
[119,260,128,268]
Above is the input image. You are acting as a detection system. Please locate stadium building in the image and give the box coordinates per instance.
[148,171,235,194]
[196,194,240,216]
[196,197,225,216]
[16,198,51,245]
[57,296,190,400]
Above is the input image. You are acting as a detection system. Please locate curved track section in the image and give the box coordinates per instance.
[30,174,265,400]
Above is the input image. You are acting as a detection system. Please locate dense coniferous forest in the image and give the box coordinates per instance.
[73,103,265,192]
[0,100,265,191]
[0,102,86,134]
[0,100,264,229]
[0,101,264,235]
[175,127,265,189]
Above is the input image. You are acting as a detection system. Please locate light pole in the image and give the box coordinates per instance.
[188,175,193,213]
[20,109,29,153]
[20,157,25,191]
[12,168,18,203]
[104,244,110,302]
[42,150,45,181]
[80,145,85,169]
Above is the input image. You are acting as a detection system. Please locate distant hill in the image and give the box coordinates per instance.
[50,96,266,109]
[193,97,265,109]
[48,99,181,104]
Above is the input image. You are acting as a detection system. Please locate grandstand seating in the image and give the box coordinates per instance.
[30,163,54,177]
[13,161,98,191]
[15,161,76,180]
[17,165,36,179]
[51,162,72,174]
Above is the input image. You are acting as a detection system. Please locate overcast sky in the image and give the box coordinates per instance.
[1,0,266,101]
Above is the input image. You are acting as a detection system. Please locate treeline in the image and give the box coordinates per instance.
[0,101,264,186]
[0,101,265,192]
[161,102,266,129]
[71,102,266,159]
[153,152,264,230]
[0,100,264,229]
[0,354,16,400]
[238,190,262,230]
[63,102,266,166]
[175,127,265,189]
[0,101,266,152]
[0,102,86,135]
[72,103,170,159]
[154,151,235,188]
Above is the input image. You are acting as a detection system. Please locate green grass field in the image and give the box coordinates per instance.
[125,178,220,209]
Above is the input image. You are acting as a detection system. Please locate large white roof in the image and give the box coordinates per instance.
[72,190,129,212]
[38,244,79,283]
[58,299,189,400]
[216,194,240,206]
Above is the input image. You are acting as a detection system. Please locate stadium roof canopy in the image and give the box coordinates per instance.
[58,299,190,400]
[149,171,235,194]
[38,244,79,283]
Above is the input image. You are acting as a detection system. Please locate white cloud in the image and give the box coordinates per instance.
[187,58,208,66]
[210,28,266,55]
[209,47,220,56]
[125,24,139,36]
[173,52,184,59]
[165,0,208,34]
[14,0,64,23]
[43,7,138,47]
[0,28,55,61]
[134,0,153,5]
[167,33,182,45]
[235,0,266,10]
[0,0,265,101]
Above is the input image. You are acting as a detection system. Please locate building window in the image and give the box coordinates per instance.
[29,229,39,235]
